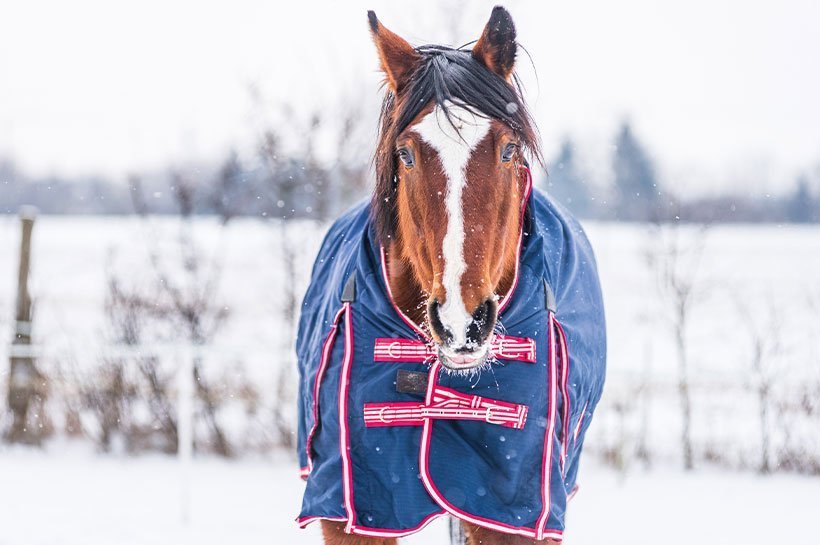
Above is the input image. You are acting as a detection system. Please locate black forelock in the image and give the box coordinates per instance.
[396,45,536,146]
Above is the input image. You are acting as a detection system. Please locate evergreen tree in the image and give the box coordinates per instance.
[613,122,661,221]
[545,139,594,218]
[787,176,815,223]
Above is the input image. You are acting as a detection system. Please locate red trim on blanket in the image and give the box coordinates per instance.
[417,323,563,543]
[573,401,589,445]
[372,334,536,364]
[555,320,571,473]
[337,303,356,533]
[498,166,533,314]
[379,246,429,339]
[304,306,346,477]
[535,311,560,539]
[297,511,447,538]
[346,511,445,538]
[296,515,347,528]
[363,386,528,429]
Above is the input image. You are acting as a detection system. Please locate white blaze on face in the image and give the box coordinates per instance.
[413,103,491,348]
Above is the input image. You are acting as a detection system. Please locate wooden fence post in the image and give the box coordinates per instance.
[6,206,46,444]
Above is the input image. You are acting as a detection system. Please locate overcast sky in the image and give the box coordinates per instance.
[1,0,819,195]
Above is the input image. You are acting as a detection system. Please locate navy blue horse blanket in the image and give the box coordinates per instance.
[295,183,606,541]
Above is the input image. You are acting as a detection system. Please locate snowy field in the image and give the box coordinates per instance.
[0,214,819,543]
[1,215,819,462]
[2,215,819,383]
[0,445,817,545]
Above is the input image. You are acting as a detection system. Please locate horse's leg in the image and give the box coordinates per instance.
[462,522,560,545]
[320,520,397,545]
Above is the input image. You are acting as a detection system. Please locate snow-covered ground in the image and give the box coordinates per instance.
[0,445,816,545]
[2,216,819,382]
[3,216,819,383]
[0,215,819,543]
[1,215,818,464]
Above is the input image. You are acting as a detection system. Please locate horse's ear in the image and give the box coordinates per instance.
[472,6,517,80]
[368,11,419,92]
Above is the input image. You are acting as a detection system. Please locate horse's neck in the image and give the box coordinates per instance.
[386,244,428,327]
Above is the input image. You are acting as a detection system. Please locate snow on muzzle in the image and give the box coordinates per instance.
[428,298,497,370]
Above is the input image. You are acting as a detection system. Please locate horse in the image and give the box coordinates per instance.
[295,7,606,545]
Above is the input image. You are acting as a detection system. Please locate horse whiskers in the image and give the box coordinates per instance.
[439,360,492,380]
[486,361,501,392]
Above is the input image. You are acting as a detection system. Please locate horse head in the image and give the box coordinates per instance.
[370,7,541,371]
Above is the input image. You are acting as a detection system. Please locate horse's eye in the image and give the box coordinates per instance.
[397,148,415,168]
[501,143,517,163]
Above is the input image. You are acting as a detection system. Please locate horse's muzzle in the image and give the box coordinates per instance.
[429,297,497,371]
[437,344,490,371]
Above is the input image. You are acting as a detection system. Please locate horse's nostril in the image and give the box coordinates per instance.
[472,300,490,324]
[466,299,497,348]
[472,299,495,327]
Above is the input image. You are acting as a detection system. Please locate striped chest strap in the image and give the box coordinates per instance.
[363,385,528,430]
[373,334,536,364]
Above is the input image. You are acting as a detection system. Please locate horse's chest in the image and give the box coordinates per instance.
[299,286,581,541]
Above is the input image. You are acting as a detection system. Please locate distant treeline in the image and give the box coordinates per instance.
[1,121,818,223]
[544,122,820,224]
[0,150,369,223]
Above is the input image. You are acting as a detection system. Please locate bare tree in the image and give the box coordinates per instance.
[645,223,710,470]
[609,383,642,475]
[272,221,299,449]
[247,80,372,220]
[733,292,783,473]
[102,274,178,452]
[124,174,233,455]
[257,131,306,449]
[773,290,820,474]
[634,340,654,468]
[248,88,371,447]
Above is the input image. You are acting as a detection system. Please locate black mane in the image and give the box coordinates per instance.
[372,44,541,245]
